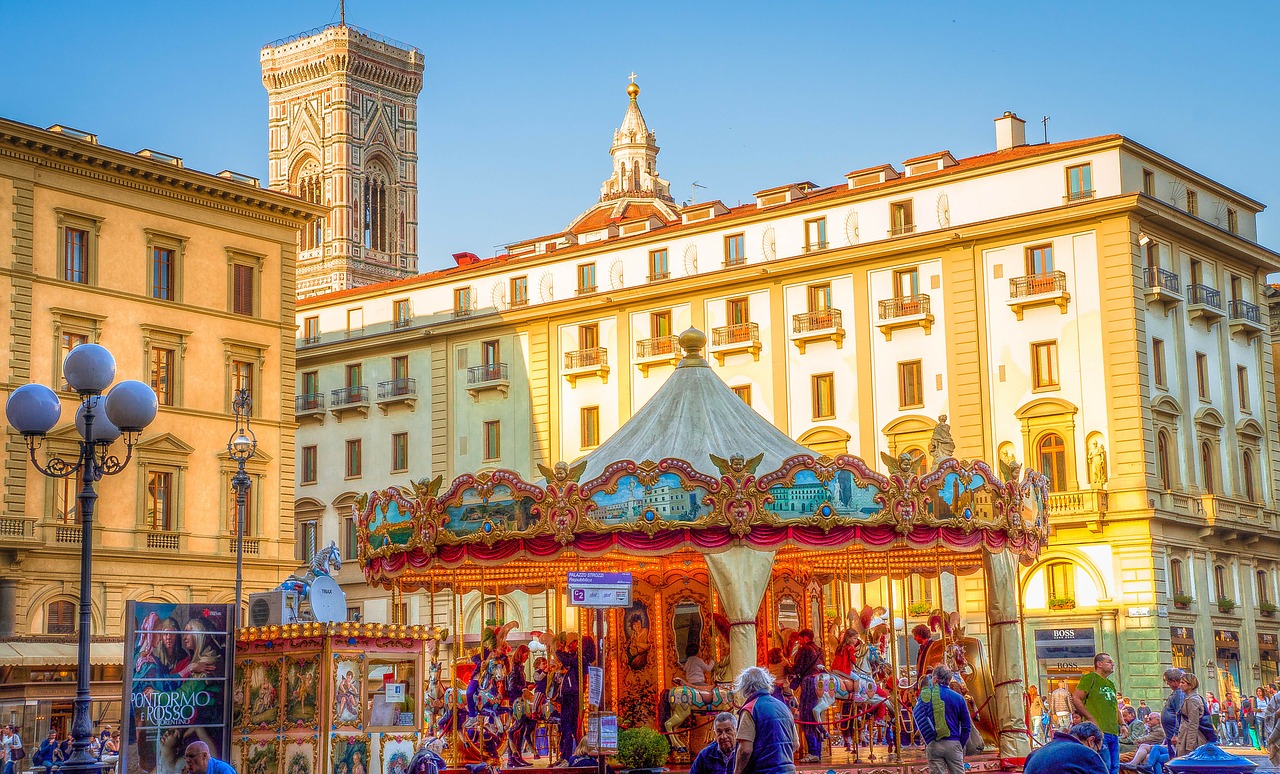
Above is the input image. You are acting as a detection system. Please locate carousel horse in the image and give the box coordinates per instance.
[425,660,446,730]
[917,609,997,748]
[475,653,509,718]
[274,540,342,598]
[658,682,737,753]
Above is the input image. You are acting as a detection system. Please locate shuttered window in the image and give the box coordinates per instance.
[232,263,255,316]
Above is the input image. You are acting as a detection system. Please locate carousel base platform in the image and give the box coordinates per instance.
[442,749,1007,774]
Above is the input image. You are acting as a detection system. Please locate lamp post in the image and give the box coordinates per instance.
[4,344,157,774]
[227,388,257,633]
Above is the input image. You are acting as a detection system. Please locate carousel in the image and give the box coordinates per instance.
[353,329,1050,773]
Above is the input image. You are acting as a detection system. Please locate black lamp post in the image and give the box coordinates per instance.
[227,388,257,633]
[4,344,157,774]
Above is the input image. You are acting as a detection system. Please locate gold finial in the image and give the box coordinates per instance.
[677,328,708,368]
[627,72,639,100]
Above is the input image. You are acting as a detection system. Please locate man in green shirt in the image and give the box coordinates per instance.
[1073,653,1119,774]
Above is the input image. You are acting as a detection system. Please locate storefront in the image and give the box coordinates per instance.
[1033,626,1096,690]
[1258,633,1278,686]
[1214,629,1242,702]
[1171,626,1196,673]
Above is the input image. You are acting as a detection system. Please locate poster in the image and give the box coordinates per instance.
[121,602,235,774]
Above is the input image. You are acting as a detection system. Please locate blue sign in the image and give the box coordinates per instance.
[568,572,633,608]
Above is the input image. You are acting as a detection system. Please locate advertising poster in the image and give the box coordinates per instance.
[121,602,234,774]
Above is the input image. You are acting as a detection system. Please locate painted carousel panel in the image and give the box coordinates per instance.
[588,472,713,525]
[441,483,539,536]
[765,468,882,519]
[367,497,414,546]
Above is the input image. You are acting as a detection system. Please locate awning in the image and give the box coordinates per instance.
[0,641,124,666]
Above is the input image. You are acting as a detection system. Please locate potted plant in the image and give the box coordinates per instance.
[1048,596,1076,611]
[1262,601,1277,618]
[616,727,670,774]
[1173,594,1193,609]
[1217,597,1237,614]
[908,601,932,617]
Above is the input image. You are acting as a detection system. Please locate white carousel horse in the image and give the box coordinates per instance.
[659,681,737,752]
[424,660,446,730]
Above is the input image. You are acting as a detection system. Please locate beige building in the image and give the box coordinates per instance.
[0,117,322,733]
[295,84,1280,701]
[261,23,424,299]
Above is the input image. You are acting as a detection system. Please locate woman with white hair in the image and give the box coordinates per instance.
[732,667,797,774]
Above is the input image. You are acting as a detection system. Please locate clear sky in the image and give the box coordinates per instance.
[4,0,1279,270]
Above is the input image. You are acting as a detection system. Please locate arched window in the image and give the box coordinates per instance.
[47,600,75,634]
[1170,559,1185,596]
[1258,570,1270,605]
[1157,431,1173,490]
[1047,562,1075,607]
[1038,433,1067,492]
[1214,564,1229,600]
[362,162,394,253]
[293,159,324,252]
[1243,450,1257,502]
[1200,441,1216,494]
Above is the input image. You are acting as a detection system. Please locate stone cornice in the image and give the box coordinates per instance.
[262,51,423,95]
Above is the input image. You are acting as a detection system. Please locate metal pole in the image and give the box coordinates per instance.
[233,470,248,632]
[886,570,902,761]
[63,408,100,774]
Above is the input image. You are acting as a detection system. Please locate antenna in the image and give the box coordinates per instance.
[1041,115,1050,144]
[339,0,346,25]
[690,181,706,205]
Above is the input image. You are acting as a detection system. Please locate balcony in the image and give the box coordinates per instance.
[1190,494,1276,540]
[329,385,370,422]
[1064,189,1095,203]
[391,316,413,330]
[227,536,261,556]
[647,270,671,282]
[300,334,321,347]
[1046,488,1109,532]
[802,240,829,254]
[1186,284,1224,326]
[0,516,37,548]
[790,309,845,353]
[1229,299,1265,341]
[1007,270,1070,319]
[723,256,747,269]
[635,335,681,375]
[564,347,610,386]
[876,294,934,341]
[295,393,326,425]
[709,322,761,365]
[466,363,510,400]
[1142,267,1183,312]
[510,296,530,308]
[377,378,418,413]
[452,303,477,320]
[576,285,598,296]
[890,223,917,237]
[146,531,181,551]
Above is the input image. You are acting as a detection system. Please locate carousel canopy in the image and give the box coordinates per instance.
[357,329,1049,590]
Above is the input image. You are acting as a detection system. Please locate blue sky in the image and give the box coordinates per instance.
[4,1,1278,270]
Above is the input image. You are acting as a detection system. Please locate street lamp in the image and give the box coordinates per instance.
[4,344,156,774]
[226,388,257,633]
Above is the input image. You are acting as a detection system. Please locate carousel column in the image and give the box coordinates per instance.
[705,545,776,679]
[983,549,1031,759]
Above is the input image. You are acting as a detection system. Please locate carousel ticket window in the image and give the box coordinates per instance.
[366,658,417,727]
[672,601,704,665]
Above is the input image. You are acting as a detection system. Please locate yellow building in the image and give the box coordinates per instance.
[295,86,1280,701]
[0,118,323,732]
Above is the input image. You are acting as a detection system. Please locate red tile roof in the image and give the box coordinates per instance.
[570,201,669,234]
[902,150,954,165]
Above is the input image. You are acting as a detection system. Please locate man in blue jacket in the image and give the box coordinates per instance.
[1025,722,1108,774]
[912,666,972,774]
[733,667,798,774]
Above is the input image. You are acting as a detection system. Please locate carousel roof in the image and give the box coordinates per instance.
[576,329,811,482]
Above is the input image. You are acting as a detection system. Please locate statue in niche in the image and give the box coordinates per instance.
[1089,439,1109,487]
[928,414,956,462]
[998,446,1022,484]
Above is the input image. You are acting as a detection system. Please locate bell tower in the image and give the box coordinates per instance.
[261,23,424,299]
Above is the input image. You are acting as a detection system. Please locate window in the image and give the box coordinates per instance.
[898,360,923,408]
[1152,339,1166,388]
[1227,208,1238,234]
[151,247,175,300]
[581,406,601,448]
[577,263,597,294]
[392,299,412,328]
[510,276,529,306]
[303,316,320,343]
[1038,433,1067,492]
[1243,450,1257,502]
[484,599,507,626]
[1186,190,1198,217]
[54,476,78,524]
[894,268,920,298]
[147,471,174,530]
[1190,258,1204,286]
[297,518,319,563]
[150,348,175,406]
[60,332,89,390]
[227,473,256,538]
[483,421,501,461]
[807,283,832,312]
[727,297,749,325]
[906,574,934,607]
[732,385,752,405]
[343,516,358,561]
[579,323,599,350]
[301,446,318,484]
[46,601,75,635]
[362,163,394,252]
[890,200,914,235]
[1214,565,1228,599]
[1066,163,1093,200]
[804,218,828,251]
[1170,559,1184,596]
[345,363,363,389]
[811,373,835,420]
[346,308,363,336]
[296,160,325,251]
[64,227,89,283]
[390,432,409,472]
[1231,274,1244,302]
[648,249,669,281]
[1195,353,1209,400]
[1238,366,1250,412]
[301,371,320,399]
[1047,562,1075,603]
[1025,244,1054,275]
[1260,570,1270,605]
[1157,431,1173,490]
[1031,341,1060,390]
[650,311,672,338]
[231,360,253,404]
[724,233,746,266]
[346,439,363,479]
[1142,168,1155,196]
[392,355,410,383]
[231,262,255,316]
[1200,441,1215,494]
[453,287,473,315]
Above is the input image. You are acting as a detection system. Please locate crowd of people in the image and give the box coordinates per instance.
[0,725,122,774]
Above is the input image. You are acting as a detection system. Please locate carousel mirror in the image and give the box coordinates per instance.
[777,596,800,630]
[671,600,704,664]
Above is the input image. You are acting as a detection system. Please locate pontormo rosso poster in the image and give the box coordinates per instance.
[121,602,234,774]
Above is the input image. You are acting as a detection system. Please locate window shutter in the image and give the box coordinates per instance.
[233,264,254,315]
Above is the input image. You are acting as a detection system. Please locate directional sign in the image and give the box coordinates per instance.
[567,571,633,608]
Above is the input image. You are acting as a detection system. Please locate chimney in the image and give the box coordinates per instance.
[994,111,1027,151]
